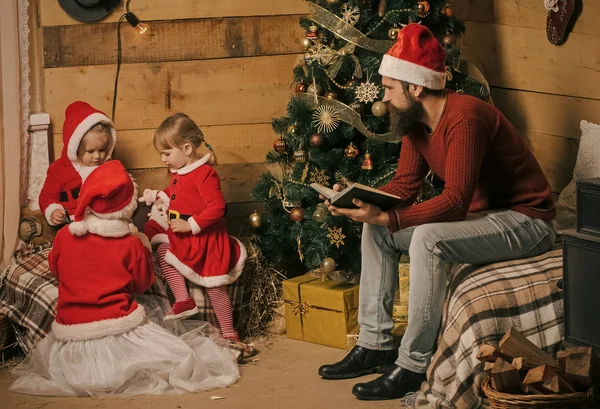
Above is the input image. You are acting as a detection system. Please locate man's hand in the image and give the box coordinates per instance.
[330,199,389,226]
[320,183,343,204]
[326,198,390,226]
[50,209,66,225]
[321,183,390,226]
[171,219,192,233]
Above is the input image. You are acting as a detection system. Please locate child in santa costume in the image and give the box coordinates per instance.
[11,160,240,397]
[39,101,117,227]
[139,112,247,343]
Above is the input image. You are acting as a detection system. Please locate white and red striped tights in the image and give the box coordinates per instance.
[156,243,238,340]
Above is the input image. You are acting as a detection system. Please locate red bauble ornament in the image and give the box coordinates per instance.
[295,82,307,93]
[344,143,359,159]
[442,5,453,17]
[417,1,430,17]
[274,138,287,154]
[290,207,304,222]
[309,133,325,148]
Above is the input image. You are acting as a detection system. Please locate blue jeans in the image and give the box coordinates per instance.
[356,209,556,373]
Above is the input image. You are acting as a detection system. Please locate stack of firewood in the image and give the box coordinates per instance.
[477,328,598,395]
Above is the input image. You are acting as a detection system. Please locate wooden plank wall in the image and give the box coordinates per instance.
[35,0,308,235]
[32,0,591,225]
[455,0,600,193]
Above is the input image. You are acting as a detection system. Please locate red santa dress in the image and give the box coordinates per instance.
[38,101,117,226]
[11,161,240,397]
[143,154,246,288]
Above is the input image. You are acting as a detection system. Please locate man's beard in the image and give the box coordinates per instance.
[388,97,425,136]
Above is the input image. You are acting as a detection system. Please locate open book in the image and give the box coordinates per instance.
[311,183,402,211]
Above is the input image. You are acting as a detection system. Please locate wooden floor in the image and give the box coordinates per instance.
[2,336,401,409]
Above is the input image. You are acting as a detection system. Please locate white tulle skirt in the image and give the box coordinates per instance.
[9,310,240,397]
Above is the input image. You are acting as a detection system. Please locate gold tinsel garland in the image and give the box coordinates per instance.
[307,3,494,105]
[307,2,395,54]
[296,93,400,142]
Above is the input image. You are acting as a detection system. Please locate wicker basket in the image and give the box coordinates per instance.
[482,376,600,409]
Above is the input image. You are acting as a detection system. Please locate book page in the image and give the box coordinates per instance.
[310,183,336,199]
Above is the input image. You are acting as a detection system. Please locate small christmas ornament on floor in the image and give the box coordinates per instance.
[545,0,579,45]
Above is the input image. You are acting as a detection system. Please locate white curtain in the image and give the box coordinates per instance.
[0,0,25,268]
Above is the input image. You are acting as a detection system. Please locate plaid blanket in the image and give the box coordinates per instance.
[412,248,564,409]
[0,248,243,354]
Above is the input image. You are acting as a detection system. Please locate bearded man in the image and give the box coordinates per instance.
[318,24,557,401]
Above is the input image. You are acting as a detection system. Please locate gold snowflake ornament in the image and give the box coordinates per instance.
[341,3,360,26]
[305,42,332,65]
[327,226,346,248]
[354,79,381,104]
[312,104,341,133]
[310,169,330,186]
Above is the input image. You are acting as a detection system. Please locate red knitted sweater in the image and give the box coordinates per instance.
[381,91,555,233]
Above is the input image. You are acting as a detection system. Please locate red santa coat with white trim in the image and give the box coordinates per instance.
[39,101,117,225]
[49,219,154,341]
[161,155,246,288]
[39,157,82,223]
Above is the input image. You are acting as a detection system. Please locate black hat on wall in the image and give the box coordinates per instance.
[58,0,121,23]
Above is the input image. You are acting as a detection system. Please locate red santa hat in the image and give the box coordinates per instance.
[63,101,117,162]
[378,24,447,90]
[69,160,138,236]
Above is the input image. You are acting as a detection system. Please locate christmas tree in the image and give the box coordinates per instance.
[250,0,489,275]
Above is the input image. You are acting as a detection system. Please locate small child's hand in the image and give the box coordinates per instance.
[170,219,192,233]
[50,209,66,225]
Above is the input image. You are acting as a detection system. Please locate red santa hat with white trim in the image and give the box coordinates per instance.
[378,24,447,90]
[69,160,138,236]
[62,101,117,163]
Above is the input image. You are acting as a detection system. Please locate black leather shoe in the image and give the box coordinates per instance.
[318,345,398,380]
[351,364,426,400]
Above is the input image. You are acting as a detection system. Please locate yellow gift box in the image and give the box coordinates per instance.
[346,323,407,351]
[283,275,359,349]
